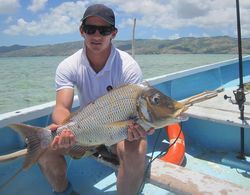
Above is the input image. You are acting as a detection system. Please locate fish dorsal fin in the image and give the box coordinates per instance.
[104,120,132,128]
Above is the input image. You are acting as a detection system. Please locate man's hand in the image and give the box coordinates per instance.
[127,121,155,142]
[48,124,76,151]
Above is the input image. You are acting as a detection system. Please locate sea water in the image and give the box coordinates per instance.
[0,54,237,114]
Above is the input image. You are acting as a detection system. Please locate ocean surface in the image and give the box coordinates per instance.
[0,54,238,114]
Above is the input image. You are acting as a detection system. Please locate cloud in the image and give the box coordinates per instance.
[4,1,88,36]
[27,0,48,12]
[173,0,210,19]
[108,0,250,37]
[3,0,250,37]
[168,34,180,40]
[151,34,164,40]
[0,0,20,14]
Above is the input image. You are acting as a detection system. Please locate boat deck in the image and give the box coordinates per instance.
[186,86,250,128]
[1,142,250,194]
[0,154,170,195]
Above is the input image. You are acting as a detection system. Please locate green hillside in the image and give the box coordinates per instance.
[1,36,250,57]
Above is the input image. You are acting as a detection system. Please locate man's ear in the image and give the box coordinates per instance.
[111,28,118,39]
[79,25,85,37]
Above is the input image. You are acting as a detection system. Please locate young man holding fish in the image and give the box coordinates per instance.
[38,4,154,195]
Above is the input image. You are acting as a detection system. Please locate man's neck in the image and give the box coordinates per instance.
[86,45,112,73]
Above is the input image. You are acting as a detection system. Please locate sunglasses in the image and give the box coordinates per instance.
[83,25,115,36]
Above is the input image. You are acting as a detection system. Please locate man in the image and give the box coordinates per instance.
[38,4,154,195]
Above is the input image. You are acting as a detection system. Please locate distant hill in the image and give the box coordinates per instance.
[0,44,27,54]
[1,36,250,57]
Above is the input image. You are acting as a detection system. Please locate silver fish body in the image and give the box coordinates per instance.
[58,84,144,147]
[8,83,187,169]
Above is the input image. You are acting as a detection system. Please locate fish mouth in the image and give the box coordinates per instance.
[173,106,189,122]
[176,113,189,122]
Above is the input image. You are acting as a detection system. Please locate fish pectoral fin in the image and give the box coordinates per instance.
[104,120,132,128]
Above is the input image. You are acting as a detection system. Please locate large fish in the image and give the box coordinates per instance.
[7,83,188,170]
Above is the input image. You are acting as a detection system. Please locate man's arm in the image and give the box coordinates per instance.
[50,88,76,150]
[52,88,74,124]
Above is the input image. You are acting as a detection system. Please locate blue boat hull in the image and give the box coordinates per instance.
[0,56,250,194]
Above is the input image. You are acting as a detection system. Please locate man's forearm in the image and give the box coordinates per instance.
[52,107,71,125]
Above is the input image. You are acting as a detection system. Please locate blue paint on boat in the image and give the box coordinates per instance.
[0,56,250,194]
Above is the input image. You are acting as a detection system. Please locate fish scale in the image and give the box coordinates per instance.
[62,84,144,146]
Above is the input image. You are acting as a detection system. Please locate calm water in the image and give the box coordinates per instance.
[0,54,237,114]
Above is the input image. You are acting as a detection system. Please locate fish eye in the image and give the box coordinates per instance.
[151,94,160,105]
[153,97,160,104]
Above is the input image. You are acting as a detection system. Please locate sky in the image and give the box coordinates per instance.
[0,0,250,46]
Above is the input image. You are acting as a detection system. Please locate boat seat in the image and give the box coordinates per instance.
[185,88,250,128]
[149,158,250,194]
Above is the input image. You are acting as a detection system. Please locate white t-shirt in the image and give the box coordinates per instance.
[55,43,143,108]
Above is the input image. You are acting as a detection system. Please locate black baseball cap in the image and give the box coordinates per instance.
[81,4,115,26]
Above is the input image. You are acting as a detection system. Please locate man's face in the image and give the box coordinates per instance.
[81,16,117,54]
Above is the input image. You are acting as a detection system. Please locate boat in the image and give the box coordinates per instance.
[0,54,249,194]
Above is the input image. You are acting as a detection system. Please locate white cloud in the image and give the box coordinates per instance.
[0,0,20,14]
[151,34,164,40]
[106,0,250,37]
[3,0,250,37]
[168,34,180,40]
[201,33,210,37]
[4,1,88,36]
[27,0,48,12]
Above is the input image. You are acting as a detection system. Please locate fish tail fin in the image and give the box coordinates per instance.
[8,123,51,170]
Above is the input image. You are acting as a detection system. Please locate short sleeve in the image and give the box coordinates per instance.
[122,61,143,84]
[55,61,75,91]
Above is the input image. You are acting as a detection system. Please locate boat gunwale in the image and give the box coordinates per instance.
[0,55,249,128]
[147,55,250,85]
